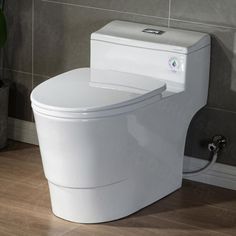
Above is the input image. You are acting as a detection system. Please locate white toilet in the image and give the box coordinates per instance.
[31,21,211,223]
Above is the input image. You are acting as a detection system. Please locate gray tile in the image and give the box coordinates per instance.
[1,70,33,121]
[0,49,3,69]
[34,0,168,77]
[185,107,236,166]
[171,0,236,28]
[170,20,236,112]
[2,0,32,73]
[31,74,50,123]
[42,0,170,18]
[33,74,50,88]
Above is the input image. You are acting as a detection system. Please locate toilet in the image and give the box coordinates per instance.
[31,20,211,223]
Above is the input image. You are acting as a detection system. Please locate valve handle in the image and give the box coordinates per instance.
[208,135,227,152]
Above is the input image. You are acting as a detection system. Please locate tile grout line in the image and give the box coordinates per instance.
[3,68,32,75]
[32,72,50,78]
[32,0,35,90]
[41,0,236,30]
[2,67,50,79]
[207,106,236,116]
[168,0,171,27]
[170,17,236,30]
[41,0,168,22]
[31,0,35,121]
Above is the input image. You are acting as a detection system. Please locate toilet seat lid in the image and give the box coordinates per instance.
[31,68,166,113]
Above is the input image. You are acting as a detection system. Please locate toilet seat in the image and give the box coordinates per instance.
[31,68,166,119]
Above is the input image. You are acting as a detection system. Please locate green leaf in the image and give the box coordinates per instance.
[0,8,7,48]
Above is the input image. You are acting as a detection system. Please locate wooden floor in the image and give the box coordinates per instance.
[0,141,236,236]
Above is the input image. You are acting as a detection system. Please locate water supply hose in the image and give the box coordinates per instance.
[183,135,226,178]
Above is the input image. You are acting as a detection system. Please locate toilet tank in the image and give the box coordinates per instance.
[90,21,210,91]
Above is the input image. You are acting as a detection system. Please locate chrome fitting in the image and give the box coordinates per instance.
[208,135,227,152]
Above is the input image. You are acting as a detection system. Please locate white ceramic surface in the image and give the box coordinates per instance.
[31,20,211,223]
[91,20,210,54]
[31,68,166,113]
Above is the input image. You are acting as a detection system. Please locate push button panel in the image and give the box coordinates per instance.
[168,57,181,72]
[142,28,165,35]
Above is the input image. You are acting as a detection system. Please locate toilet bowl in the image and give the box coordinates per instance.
[31,20,211,223]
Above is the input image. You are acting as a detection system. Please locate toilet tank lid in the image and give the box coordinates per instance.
[91,21,210,54]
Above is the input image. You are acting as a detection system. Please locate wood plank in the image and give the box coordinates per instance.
[0,141,235,236]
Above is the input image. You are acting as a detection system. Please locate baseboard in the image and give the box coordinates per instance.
[183,156,236,190]
[7,117,39,145]
[7,117,236,191]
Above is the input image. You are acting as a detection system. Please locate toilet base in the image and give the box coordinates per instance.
[48,178,182,223]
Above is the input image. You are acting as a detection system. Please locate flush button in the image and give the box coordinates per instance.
[142,28,165,35]
[169,57,180,72]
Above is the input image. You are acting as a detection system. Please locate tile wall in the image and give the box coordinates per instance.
[1,0,236,165]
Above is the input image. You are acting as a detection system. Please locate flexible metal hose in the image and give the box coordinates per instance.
[183,149,218,178]
[183,135,226,178]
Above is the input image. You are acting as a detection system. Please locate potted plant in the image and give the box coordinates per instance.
[0,0,8,149]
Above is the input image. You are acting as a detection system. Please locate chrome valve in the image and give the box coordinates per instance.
[208,135,227,152]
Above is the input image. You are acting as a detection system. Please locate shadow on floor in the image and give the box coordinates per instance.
[105,180,236,230]
[0,139,36,153]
